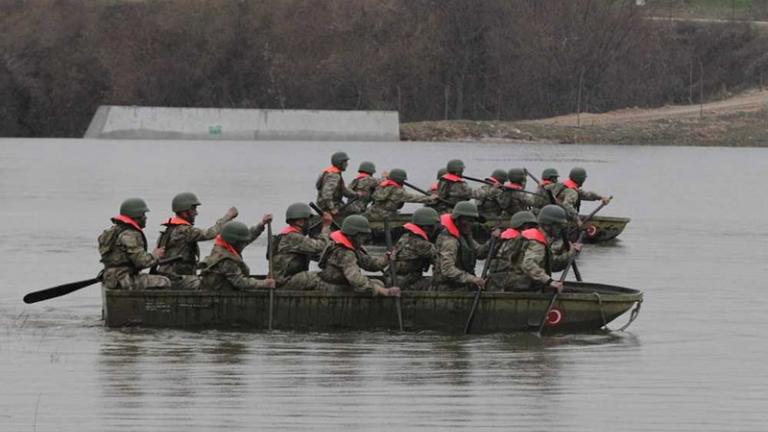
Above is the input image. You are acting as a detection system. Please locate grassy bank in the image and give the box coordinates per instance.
[401,111,768,147]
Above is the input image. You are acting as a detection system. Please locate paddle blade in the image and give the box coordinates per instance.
[23,277,101,304]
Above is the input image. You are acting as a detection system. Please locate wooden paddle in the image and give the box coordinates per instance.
[402,180,453,206]
[23,256,183,304]
[383,218,404,331]
[309,202,341,230]
[464,226,501,335]
[267,221,275,330]
[535,199,611,335]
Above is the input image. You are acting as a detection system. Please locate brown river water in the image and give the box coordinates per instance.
[1,139,767,431]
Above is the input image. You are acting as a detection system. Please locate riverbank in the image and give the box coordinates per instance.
[401,89,768,146]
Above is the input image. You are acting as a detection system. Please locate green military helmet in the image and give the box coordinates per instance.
[331,151,350,168]
[341,215,371,236]
[120,198,150,218]
[507,168,526,184]
[509,210,538,229]
[389,168,407,183]
[491,169,508,183]
[452,200,479,219]
[358,161,376,175]
[538,205,568,226]
[412,207,440,226]
[285,202,312,221]
[569,167,587,185]
[221,221,251,244]
[542,168,559,181]
[171,192,201,213]
[446,159,465,175]
[436,168,448,179]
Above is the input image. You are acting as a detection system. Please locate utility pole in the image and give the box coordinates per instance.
[699,61,704,119]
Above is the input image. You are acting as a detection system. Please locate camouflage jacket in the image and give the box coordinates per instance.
[366,182,433,219]
[434,176,473,213]
[155,214,234,276]
[472,182,504,218]
[393,228,436,278]
[316,168,356,212]
[345,174,379,214]
[199,244,271,290]
[432,227,490,288]
[98,218,159,285]
[498,184,546,215]
[272,225,330,285]
[488,229,525,274]
[318,234,388,293]
[553,181,602,220]
[519,228,574,288]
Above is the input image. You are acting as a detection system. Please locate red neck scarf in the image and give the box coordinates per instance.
[324,166,342,174]
[522,228,548,245]
[441,173,463,183]
[356,172,371,180]
[500,228,521,240]
[440,214,460,238]
[541,179,554,186]
[487,177,502,186]
[563,178,580,190]
[113,215,143,231]
[379,179,401,188]
[281,225,302,235]
[164,216,192,226]
[403,223,429,241]
[330,230,355,250]
[505,182,523,190]
[215,234,241,257]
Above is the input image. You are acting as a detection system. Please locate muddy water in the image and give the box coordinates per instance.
[1,139,767,431]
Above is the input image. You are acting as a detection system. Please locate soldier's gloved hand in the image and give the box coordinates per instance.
[263,278,276,289]
[549,280,564,293]
[570,242,583,253]
[225,207,239,220]
[261,213,273,225]
[385,250,397,261]
[601,196,612,205]
[321,212,334,227]
[491,228,501,238]
[469,276,485,290]
[153,247,166,259]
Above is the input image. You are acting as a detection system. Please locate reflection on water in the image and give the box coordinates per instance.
[2,139,768,430]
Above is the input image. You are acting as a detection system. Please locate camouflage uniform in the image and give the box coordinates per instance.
[98,217,170,290]
[498,184,546,216]
[552,181,602,221]
[392,224,436,291]
[316,167,357,213]
[516,228,575,291]
[472,180,505,218]
[344,173,379,215]
[199,242,271,291]
[432,216,490,291]
[155,214,235,277]
[272,225,331,290]
[434,175,473,213]
[366,181,434,219]
[318,232,389,293]
[486,229,528,291]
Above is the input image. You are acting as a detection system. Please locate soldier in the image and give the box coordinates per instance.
[434,159,473,213]
[486,211,538,291]
[315,151,359,214]
[392,207,440,291]
[271,203,333,290]
[344,161,379,215]
[199,221,276,290]
[365,168,435,219]
[539,168,559,192]
[154,192,238,288]
[552,167,611,222]
[518,205,581,292]
[473,168,507,218]
[432,201,490,291]
[318,215,401,296]
[498,168,546,215]
[98,198,170,290]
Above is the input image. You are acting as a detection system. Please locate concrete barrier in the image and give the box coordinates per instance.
[84,106,400,141]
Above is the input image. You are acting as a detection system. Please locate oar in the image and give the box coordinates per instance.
[463,228,500,335]
[402,180,453,206]
[464,175,543,198]
[536,199,610,335]
[383,218,404,332]
[309,202,341,230]
[267,221,275,331]
[307,197,359,231]
[23,256,183,304]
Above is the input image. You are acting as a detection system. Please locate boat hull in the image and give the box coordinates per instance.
[103,282,642,334]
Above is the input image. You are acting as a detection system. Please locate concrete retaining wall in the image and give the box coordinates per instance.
[84,106,400,141]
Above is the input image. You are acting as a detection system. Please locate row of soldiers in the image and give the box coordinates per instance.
[314,151,611,223]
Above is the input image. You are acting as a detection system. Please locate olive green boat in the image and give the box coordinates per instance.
[310,213,630,245]
[102,281,642,334]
